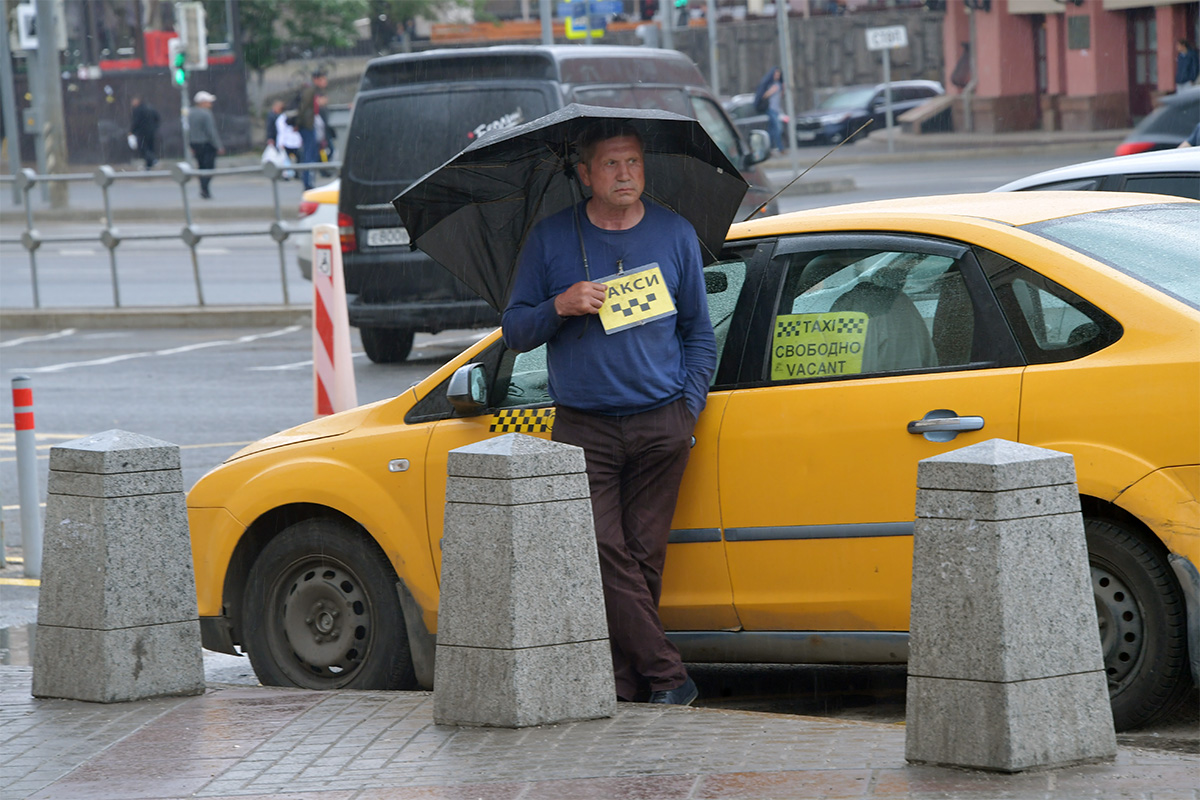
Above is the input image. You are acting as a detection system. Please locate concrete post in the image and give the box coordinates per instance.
[905,438,1116,772]
[434,433,616,728]
[32,430,205,703]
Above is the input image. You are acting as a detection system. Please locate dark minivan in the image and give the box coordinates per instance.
[339,45,776,363]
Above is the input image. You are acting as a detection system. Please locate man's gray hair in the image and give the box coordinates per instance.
[576,120,644,165]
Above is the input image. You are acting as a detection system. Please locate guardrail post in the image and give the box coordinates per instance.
[171,162,206,305]
[263,161,291,305]
[16,169,41,308]
[11,376,43,579]
[94,166,122,307]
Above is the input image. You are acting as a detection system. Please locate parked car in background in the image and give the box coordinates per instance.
[189,190,1198,733]
[723,92,788,143]
[992,149,1200,200]
[294,178,340,281]
[1116,87,1200,155]
[793,80,944,145]
[338,45,775,364]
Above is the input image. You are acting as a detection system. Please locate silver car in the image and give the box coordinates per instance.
[993,149,1200,200]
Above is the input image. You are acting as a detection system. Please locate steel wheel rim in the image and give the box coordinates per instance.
[270,557,372,686]
[1091,563,1144,692]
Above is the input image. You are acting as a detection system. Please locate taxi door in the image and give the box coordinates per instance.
[716,234,1025,635]
[423,254,755,633]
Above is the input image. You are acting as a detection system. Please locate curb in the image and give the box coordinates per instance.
[0,305,312,331]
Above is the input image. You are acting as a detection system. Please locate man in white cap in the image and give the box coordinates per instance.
[188,91,224,199]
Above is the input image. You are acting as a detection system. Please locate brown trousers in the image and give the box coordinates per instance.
[552,398,695,701]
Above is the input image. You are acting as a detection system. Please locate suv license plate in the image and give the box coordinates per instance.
[366,227,411,247]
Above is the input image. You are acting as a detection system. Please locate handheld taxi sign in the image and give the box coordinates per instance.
[771,312,868,380]
[596,263,676,335]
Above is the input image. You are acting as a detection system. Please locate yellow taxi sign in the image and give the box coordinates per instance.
[597,264,676,334]
[771,312,868,380]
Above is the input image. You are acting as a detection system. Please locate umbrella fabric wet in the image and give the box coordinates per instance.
[392,103,749,311]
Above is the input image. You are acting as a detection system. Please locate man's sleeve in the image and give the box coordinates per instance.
[501,227,563,353]
[674,224,717,419]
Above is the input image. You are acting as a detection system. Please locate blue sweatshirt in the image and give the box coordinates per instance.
[502,200,717,419]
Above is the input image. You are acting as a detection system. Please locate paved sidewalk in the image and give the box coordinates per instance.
[1,666,1196,800]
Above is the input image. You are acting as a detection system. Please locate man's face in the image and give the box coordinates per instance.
[578,135,645,212]
[314,75,328,89]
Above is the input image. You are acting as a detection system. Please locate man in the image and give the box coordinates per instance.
[129,95,160,169]
[187,91,223,199]
[1176,39,1199,91]
[296,69,329,189]
[502,121,717,706]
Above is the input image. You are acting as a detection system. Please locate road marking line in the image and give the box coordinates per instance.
[13,326,303,374]
[0,578,40,587]
[250,351,366,371]
[0,329,77,348]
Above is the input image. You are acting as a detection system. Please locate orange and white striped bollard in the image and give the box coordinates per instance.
[311,224,358,417]
[12,376,42,578]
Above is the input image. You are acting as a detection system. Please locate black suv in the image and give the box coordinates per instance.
[793,80,945,146]
[338,45,776,363]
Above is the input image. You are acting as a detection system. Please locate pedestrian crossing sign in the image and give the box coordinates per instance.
[597,263,676,335]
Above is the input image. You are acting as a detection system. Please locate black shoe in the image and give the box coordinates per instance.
[200,191,211,200]
[647,676,697,706]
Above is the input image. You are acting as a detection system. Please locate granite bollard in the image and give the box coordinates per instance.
[32,430,205,703]
[434,433,616,727]
[905,438,1116,772]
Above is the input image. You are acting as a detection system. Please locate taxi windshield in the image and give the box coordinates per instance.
[1021,203,1200,309]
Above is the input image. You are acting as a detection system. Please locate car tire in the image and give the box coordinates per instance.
[242,518,418,691]
[1087,517,1192,731]
[360,327,415,364]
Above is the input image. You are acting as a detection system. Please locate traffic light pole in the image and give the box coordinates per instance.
[35,0,68,208]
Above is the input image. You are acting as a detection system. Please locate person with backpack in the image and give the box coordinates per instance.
[753,66,785,154]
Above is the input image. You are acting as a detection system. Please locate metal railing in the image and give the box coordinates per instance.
[0,160,340,309]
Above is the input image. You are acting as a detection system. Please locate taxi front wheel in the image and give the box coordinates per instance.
[242,518,418,691]
[1088,517,1192,731]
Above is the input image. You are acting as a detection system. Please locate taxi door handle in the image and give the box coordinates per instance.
[907,410,985,442]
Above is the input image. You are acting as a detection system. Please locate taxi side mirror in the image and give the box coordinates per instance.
[447,362,488,413]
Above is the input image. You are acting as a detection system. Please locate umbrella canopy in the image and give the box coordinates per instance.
[392,103,749,311]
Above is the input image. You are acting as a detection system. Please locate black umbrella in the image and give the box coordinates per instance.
[392,103,749,311]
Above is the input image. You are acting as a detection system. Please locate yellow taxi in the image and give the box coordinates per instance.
[188,192,1199,731]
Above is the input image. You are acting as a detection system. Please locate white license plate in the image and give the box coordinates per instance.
[796,130,817,141]
[366,227,411,247]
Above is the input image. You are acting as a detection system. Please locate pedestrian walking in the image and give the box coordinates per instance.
[187,91,224,199]
[129,95,161,169]
[295,69,329,189]
[754,66,786,154]
[1176,39,1199,91]
[502,120,717,707]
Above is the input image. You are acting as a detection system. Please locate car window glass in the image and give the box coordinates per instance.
[767,247,975,382]
[1123,174,1200,200]
[1021,177,1102,191]
[572,86,691,116]
[689,95,743,163]
[494,258,752,409]
[984,258,1122,364]
[346,90,552,183]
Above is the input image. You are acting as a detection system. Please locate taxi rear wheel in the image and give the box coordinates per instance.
[1087,518,1192,731]
[242,519,417,690]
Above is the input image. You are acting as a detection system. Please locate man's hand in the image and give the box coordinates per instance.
[555,281,607,317]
